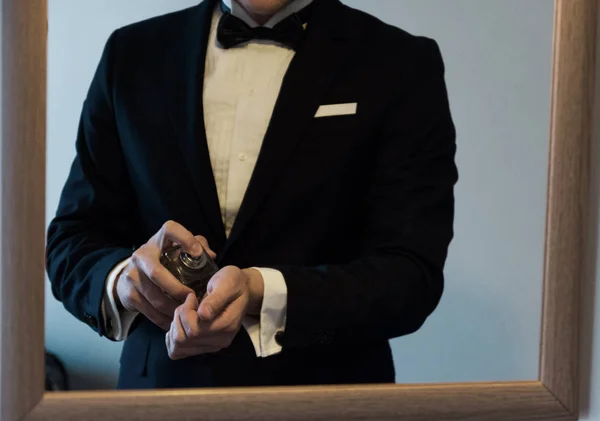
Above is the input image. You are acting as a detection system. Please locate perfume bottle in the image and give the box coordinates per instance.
[159,245,219,298]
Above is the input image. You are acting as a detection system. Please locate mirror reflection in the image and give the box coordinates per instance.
[44,0,554,390]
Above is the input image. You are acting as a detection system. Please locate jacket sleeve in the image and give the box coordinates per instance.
[46,29,137,337]
[272,39,458,349]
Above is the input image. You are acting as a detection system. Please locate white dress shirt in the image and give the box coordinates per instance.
[101,0,313,358]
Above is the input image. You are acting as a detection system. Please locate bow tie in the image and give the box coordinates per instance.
[217,4,311,50]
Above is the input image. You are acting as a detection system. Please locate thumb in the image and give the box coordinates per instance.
[198,290,229,322]
[183,293,199,311]
[194,235,217,260]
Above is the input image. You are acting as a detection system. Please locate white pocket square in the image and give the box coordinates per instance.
[314,103,357,118]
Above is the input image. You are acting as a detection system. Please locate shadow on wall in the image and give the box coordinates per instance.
[44,345,122,390]
[43,350,122,390]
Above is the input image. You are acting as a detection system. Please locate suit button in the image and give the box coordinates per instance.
[83,313,97,329]
[274,331,285,346]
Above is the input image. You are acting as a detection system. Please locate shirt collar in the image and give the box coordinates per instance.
[221,0,314,28]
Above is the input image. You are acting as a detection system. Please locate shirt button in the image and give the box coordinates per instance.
[238,153,247,162]
[248,88,255,95]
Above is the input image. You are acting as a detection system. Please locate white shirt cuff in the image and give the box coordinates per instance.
[102,257,139,341]
[241,267,287,358]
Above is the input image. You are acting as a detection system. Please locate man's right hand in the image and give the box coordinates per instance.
[115,220,217,331]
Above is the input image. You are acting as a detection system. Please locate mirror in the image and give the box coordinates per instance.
[44,0,554,391]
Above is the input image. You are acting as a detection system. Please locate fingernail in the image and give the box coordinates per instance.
[200,304,213,321]
[192,243,202,255]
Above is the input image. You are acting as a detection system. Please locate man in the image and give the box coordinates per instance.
[46,0,458,389]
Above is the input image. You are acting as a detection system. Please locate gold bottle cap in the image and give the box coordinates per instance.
[179,252,205,269]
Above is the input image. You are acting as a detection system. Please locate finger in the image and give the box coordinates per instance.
[132,248,193,301]
[177,299,233,346]
[179,295,204,338]
[165,323,195,361]
[158,220,204,256]
[183,293,199,310]
[132,292,172,331]
[169,310,222,356]
[169,307,189,346]
[137,272,181,317]
[195,297,247,337]
[198,273,242,322]
[173,305,237,352]
[198,289,239,322]
[194,235,217,259]
[168,344,222,360]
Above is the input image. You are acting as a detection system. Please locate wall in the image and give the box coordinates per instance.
[46,0,552,389]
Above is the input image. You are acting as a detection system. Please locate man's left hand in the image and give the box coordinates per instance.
[165,266,264,360]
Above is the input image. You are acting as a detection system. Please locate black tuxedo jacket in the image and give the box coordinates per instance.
[46,0,458,389]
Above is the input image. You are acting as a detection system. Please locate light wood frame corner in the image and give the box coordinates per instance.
[2,0,597,420]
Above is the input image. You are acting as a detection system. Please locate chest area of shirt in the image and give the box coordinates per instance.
[203,45,295,111]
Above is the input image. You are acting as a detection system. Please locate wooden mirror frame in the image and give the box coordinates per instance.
[1,0,597,420]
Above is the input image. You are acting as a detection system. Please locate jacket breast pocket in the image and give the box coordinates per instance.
[307,113,360,140]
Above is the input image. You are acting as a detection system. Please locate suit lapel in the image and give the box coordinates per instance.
[163,0,227,249]
[223,0,360,254]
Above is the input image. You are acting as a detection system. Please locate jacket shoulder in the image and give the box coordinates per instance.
[110,5,202,52]
[340,2,442,64]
